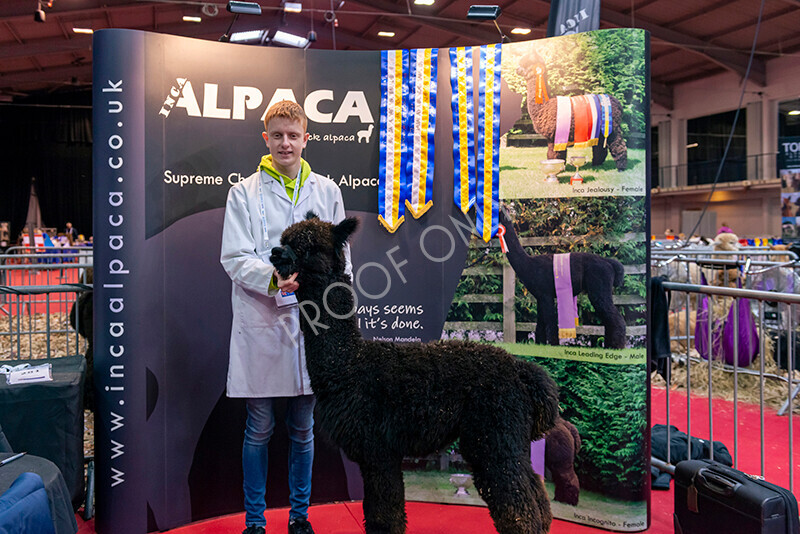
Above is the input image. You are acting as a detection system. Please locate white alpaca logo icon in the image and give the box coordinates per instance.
[357,124,374,143]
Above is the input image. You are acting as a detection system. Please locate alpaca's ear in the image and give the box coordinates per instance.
[305,211,319,220]
[333,217,359,247]
[498,205,511,224]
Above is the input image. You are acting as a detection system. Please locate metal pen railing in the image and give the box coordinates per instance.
[654,152,778,188]
[653,278,799,492]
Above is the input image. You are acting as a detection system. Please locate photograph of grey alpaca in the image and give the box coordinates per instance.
[499,208,627,349]
[516,50,628,171]
[270,213,560,534]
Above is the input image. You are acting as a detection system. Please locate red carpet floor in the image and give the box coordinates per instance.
[75,387,798,534]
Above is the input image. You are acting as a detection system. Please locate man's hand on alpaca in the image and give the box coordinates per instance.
[276,272,299,293]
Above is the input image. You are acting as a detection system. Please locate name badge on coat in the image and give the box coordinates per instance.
[275,290,298,308]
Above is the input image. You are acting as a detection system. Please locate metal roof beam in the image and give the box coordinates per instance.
[0,63,93,89]
[600,8,766,86]
[651,80,673,110]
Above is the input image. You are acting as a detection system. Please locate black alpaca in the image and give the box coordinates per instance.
[270,213,560,534]
[499,209,626,349]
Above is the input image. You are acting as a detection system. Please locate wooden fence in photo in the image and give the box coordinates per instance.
[444,233,648,341]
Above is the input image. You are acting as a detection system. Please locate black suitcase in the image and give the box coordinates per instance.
[674,459,800,534]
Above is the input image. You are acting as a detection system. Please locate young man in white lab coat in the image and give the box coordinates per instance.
[220,100,351,534]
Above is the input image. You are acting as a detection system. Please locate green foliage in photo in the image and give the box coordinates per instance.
[517,355,649,501]
[446,197,647,335]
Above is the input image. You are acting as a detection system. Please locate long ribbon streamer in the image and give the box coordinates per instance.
[589,94,602,146]
[599,94,612,148]
[449,46,475,214]
[571,95,593,149]
[554,253,578,341]
[378,49,408,232]
[475,43,501,242]
[553,95,571,151]
[405,48,438,218]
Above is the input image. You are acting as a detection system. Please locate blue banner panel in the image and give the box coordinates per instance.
[92,28,147,534]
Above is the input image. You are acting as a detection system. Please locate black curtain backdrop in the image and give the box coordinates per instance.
[0,98,93,242]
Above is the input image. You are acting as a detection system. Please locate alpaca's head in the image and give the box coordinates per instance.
[517,50,546,79]
[498,203,516,228]
[713,232,739,251]
[270,212,359,283]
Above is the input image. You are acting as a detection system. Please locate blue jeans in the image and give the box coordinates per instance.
[243,395,316,527]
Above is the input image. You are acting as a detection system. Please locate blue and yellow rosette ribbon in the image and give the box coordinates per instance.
[378,49,408,233]
[449,46,476,215]
[405,48,438,219]
[599,94,613,148]
[475,44,501,242]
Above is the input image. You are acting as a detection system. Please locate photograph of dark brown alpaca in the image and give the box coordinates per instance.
[499,208,627,349]
[545,416,582,506]
[270,213,560,534]
[516,50,628,171]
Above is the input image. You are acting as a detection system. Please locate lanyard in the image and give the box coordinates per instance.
[257,167,302,249]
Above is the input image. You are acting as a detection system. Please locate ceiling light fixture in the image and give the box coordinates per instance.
[377,31,395,37]
[220,1,262,42]
[229,29,266,43]
[510,27,531,35]
[789,110,800,116]
[34,1,46,22]
[466,5,501,20]
[72,27,94,34]
[414,0,435,5]
[183,15,202,23]
[466,5,506,42]
[227,1,262,15]
[284,2,302,13]
[271,29,310,48]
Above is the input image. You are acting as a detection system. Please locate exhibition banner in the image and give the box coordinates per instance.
[547,0,602,37]
[780,136,800,241]
[93,28,649,533]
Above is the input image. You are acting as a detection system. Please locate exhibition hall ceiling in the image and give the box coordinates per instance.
[1,0,799,108]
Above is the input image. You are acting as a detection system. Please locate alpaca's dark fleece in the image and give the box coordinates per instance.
[517,51,628,171]
[499,209,627,349]
[545,416,582,506]
[270,214,559,534]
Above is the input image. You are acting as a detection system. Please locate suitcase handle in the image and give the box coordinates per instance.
[696,469,741,496]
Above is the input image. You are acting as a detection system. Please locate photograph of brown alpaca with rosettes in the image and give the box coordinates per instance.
[516,51,628,172]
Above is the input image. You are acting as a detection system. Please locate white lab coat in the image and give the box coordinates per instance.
[220,168,351,398]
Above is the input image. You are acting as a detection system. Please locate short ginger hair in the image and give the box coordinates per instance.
[263,100,307,132]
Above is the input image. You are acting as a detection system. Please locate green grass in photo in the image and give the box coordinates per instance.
[403,470,486,507]
[500,146,646,199]
[548,485,647,532]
